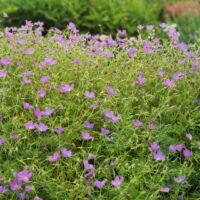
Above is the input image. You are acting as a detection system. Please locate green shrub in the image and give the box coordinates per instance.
[0,0,161,35]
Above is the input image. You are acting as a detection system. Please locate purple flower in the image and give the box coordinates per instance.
[43,57,57,66]
[106,86,117,95]
[25,121,36,130]
[34,196,43,200]
[0,137,6,145]
[169,145,177,153]
[0,57,12,66]
[143,41,153,55]
[159,23,167,29]
[34,108,43,119]
[161,187,170,193]
[137,25,144,30]
[176,144,184,152]
[168,27,180,41]
[10,133,20,140]
[101,127,110,135]
[17,192,27,200]
[183,149,192,158]
[174,176,186,184]
[9,178,22,191]
[40,76,50,83]
[59,84,74,93]
[153,151,165,161]
[128,48,137,58]
[22,101,33,109]
[0,70,7,78]
[61,148,72,158]
[15,168,32,183]
[157,71,165,77]
[67,22,79,33]
[54,128,65,134]
[148,122,156,130]
[81,132,92,141]
[22,76,31,84]
[84,91,95,99]
[37,88,46,98]
[186,133,192,140]
[41,108,54,116]
[83,160,94,169]
[22,48,35,55]
[94,180,107,189]
[84,169,94,179]
[25,185,32,192]
[104,109,121,123]
[3,12,8,18]
[150,142,160,151]
[118,29,127,35]
[88,153,95,159]
[35,123,48,132]
[83,121,94,129]
[163,79,175,87]
[146,25,154,30]
[0,186,8,193]
[135,73,146,86]
[132,120,143,129]
[48,152,60,162]
[111,176,124,187]
[173,72,186,80]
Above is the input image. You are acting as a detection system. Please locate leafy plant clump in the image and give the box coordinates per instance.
[0,22,200,200]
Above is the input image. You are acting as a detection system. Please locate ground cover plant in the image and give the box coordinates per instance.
[0,22,200,200]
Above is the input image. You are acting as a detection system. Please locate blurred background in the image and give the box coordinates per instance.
[0,0,200,42]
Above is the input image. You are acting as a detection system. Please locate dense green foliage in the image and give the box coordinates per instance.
[0,0,162,35]
[0,22,200,199]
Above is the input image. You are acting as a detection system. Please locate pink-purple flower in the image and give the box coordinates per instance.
[153,151,165,161]
[84,91,95,99]
[111,176,124,187]
[48,152,60,162]
[59,84,74,93]
[94,179,107,189]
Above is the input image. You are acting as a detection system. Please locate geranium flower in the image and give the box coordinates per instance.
[35,123,48,132]
[84,91,95,99]
[81,132,92,141]
[106,86,117,95]
[9,178,22,191]
[183,149,192,158]
[83,160,94,169]
[15,168,32,183]
[54,128,65,134]
[94,180,107,189]
[59,84,74,93]
[163,79,175,87]
[150,142,160,151]
[37,88,46,98]
[22,102,33,109]
[61,148,72,158]
[174,176,186,184]
[111,176,124,187]
[101,128,110,135]
[153,151,165,161]
[0,70,7,78]
[128,48,137,58]
[160,187,170,193]
[48,152,60,162]
[83,121,94,129]
[25,121,36,130]
[40,76,50,83]
[132,120,143,129]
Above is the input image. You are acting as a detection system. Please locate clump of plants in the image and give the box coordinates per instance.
[0,22,200,200]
